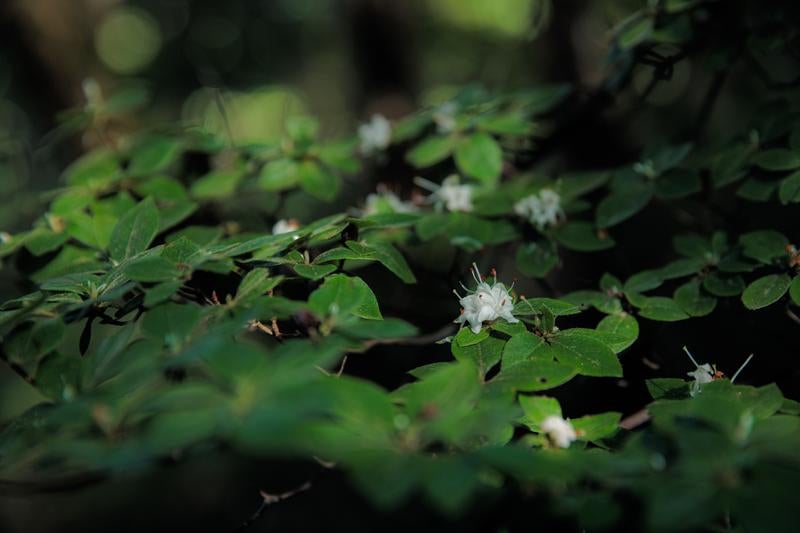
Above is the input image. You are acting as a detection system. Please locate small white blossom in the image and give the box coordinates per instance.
[514,188,563,228]
[364,186,418,215]
[272,219,300,236]
[416,175,473,212]
[433,101,457,133]
[454,263,518,334]
[687,363,714,397]
[683,346,754,397]
[541,415,577,448]
[358,114,392,155]
[0,232,12,244]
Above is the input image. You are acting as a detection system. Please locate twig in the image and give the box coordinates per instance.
[347,323,457,355]
[232,481,312,532]
[619,408,651,430]
[786,305,800,326]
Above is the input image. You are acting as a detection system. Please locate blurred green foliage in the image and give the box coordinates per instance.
[2,1,800,532]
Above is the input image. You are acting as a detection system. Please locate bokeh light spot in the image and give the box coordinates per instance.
[182,86,307,144]
[95,7,163,75]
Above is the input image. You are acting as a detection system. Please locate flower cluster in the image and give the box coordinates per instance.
[514,188,563,228]
[541,415,577,448]
[358,114,392,155]
[454,263,518,333]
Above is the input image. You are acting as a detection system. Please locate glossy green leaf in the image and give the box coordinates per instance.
[741,274,791,310]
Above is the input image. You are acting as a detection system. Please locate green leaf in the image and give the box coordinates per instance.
[519,396,562,426]
[778,170,800,204]
[365,241,416,283]
[294,263,337,280]
[108,197,160,261]
[752,149,800,171]
[660,257,706,280]
[454,132,502,184]
[513,297,582,317]
[623,270,664,293]
[286,116,319,143]
[739,230,788,264]
[515,241,558,278]
[595,182,654,228]
[63,148,120,187]
[124,256,181,282]
[144,281,182,307]
[142,303,201,345]
[451,336,505,379]
[741,274,791,310]
[646,378,689,400]
[235,268,282,303]
[618,16,653,49]
[673,279,717,317]
[790,276,800,306]
[637,297,689,321]
[315,240,416,283]
[191,170,243,199]
[490,358,577,392]
[308,274,382,320]
[553,221,615,251]
[673,233,711,258]
[736,179,777,202]
[502,331,544,368]
[702,272,745,297]
[549,330,622,377]
[258,158,299,191]
[454,327,490,347]
[406,135,455,168]
[298,160,340,202]
[571,412,621,441]
[596,314,639,352]
[655,169,700,199]
[128,136,182,176]
[478,113,534,135]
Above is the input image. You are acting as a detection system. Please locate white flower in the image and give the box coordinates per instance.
[415,175,473,212]
[687,363,714,397]
[454,263,518,333]
[682,346,716,397]
[541,415,577,448]
[364,186,418,215]
[433,101,457,133]
[272,219,300,236]
[358,114,392,155]
[514,188,563,228]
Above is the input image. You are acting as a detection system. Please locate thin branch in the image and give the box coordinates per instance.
[346,323,458,355]
[619,408,651,430]
[787,305,800,326]
[233,481,312,533]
